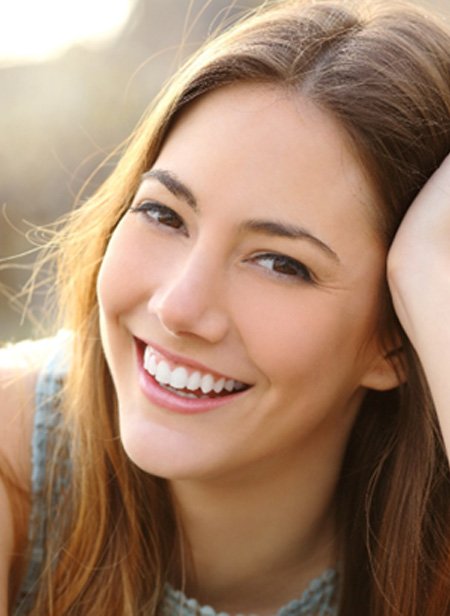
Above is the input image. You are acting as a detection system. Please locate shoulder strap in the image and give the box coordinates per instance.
[13,335,69,615]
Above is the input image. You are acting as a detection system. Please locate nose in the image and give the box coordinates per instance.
[147,246,230,343]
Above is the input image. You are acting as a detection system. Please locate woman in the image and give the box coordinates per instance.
[1,0,449,614]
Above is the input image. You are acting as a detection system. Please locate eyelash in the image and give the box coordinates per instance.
[130,201,314,284]
[130,200,187,235]
[249,253,314,284]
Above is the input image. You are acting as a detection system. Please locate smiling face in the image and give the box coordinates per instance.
[97,84,398,483]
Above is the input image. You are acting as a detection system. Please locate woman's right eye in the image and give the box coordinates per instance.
[130,200,187,234]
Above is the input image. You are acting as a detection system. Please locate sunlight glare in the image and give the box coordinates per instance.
[0,0,137,65]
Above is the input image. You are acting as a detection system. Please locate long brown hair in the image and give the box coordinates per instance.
[22,1,450,614]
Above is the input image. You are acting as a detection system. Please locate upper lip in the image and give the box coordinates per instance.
[135,337,252,385]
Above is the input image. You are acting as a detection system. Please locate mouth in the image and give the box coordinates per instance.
[135,338,252,405]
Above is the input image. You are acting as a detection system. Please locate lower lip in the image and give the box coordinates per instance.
[136,343,249,414]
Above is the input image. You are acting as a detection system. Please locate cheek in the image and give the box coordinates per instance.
[97,220,149,317]
[97,216,187,318]
[232,283,380,390]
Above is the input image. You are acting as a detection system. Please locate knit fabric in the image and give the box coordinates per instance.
[162,569,337,615]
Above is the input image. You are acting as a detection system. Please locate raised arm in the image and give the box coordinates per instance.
[387,154,450,456]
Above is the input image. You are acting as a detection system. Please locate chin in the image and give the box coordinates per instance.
[116,409,222,481]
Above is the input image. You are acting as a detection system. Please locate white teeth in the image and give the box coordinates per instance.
[170,366,188,389]
[224,379,235,392]
[155,360,171,385]
[213,377,226,393]
[143,346,247,396]
[143,347,157,375]
[167,389,200,399]
[200,374,214,394]
[187,371,201,391]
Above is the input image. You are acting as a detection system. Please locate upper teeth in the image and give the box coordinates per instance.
[143,346,246,395]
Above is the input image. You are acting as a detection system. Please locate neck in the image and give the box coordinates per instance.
[169,448,342,614]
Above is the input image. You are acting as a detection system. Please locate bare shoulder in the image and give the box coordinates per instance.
[0,336,61,612]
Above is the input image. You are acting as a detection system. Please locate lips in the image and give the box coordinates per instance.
[134,338,251,412]
[143,345,248,398]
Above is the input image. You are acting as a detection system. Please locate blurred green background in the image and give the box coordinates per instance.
[0,0,448,342]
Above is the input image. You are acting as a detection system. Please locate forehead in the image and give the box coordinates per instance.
[153,83,381,246]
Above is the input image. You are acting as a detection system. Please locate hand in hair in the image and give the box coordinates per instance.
[387,153,450,454]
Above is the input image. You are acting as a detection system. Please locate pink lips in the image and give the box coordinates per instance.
[135,339,250,414]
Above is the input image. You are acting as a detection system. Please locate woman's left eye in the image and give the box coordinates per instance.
[130,200,187,234]
[251,253,314,283]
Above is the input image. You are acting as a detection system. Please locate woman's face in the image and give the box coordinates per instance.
[97,84,397,482]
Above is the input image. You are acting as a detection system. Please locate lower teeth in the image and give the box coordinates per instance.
[161,384,211,399]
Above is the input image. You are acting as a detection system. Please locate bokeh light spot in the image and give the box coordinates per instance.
[0,0,137,65]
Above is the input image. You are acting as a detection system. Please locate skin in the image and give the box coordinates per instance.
[387,154,450,454]
[96,83,401,611]
[98,84,400,479]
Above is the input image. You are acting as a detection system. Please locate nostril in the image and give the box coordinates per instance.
[147,288,230,343]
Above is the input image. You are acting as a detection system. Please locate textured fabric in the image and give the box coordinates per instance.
[13,334,69,615]
[13,335,339,615]
[162,569,337,616]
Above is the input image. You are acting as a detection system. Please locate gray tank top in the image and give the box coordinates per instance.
[13,340,68,615]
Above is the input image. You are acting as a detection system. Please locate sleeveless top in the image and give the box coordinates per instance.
[13,337,339,615]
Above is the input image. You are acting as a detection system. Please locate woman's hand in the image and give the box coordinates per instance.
[387,153,450,453]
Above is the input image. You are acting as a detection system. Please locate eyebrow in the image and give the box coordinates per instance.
[142,168,197,210]
[242,219,340,263]
[141,168,339,263]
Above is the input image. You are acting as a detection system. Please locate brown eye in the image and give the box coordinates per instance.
[130,201,186,233]
[253,253,313,283]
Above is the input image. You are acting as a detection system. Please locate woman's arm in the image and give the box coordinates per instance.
[0,479,14,615]
[387,154,450,455]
